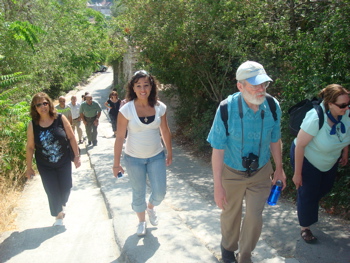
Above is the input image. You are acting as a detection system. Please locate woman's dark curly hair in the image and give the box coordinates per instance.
[319,84,349,111]
[30,92,57,124]
[125,70,159,107]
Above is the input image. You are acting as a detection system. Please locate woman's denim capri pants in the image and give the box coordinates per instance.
[124,151,167,213]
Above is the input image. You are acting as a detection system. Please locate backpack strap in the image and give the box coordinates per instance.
[313,103,324,130]
[220,93,278,136]
[220,99,229,136]
[266,94,277,121]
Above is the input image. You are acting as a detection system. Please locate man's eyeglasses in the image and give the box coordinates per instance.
[333,102,350,109]
[35,102,49,108]
[249,82,270,91]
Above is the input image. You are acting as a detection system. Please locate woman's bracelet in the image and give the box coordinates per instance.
[75,155,80,158]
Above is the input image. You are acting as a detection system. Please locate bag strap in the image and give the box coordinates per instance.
[313,104,324,130]
[266,94,277,121]
[220,93,277,136]
[220,98,229,136]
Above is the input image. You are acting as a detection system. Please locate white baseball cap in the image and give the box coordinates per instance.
[236,61,273,85]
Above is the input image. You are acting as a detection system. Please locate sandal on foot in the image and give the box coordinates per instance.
[301,229,317,243]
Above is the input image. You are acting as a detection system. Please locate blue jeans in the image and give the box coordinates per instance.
[124,151,167,213]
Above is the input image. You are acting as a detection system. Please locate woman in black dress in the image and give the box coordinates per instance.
[26,92,81,226]
[104,91,121,137]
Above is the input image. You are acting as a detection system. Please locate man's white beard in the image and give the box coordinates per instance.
[242,89,266,105]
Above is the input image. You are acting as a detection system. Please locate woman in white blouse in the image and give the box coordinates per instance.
[291,84,350,243]
[113,70,172,236]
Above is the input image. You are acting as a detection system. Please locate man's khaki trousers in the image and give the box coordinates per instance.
[221,161,273,262]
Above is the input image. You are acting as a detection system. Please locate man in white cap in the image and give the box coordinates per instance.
[207,61,286,263]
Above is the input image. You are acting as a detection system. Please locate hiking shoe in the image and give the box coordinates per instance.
[147,208,159,226]
[221,243,237,263]
[137,222,146,236]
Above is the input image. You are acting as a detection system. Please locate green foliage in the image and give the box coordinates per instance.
[8,20,46,51]
[0,0,114,100]
[0,72,29,88]
[0,0,123,192]
[115,0,350,216]
[0,96,31,187]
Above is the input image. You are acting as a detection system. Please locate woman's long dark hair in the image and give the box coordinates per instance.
[30,92,57,124]
[125,70,159,107]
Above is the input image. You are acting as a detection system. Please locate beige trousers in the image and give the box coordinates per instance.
[221,161,273,263]
[72,118,83,141]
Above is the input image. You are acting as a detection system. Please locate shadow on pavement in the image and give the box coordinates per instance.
[0,226,66,262]
[119,230,160,263]
[294,228,350,263]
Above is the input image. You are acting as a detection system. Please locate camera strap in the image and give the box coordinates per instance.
[238,93,264,173]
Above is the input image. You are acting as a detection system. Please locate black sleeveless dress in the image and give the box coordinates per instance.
[33,114,70,168]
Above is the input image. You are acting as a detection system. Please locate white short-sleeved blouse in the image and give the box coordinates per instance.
[119,100,166,158]
[295,103,350,171]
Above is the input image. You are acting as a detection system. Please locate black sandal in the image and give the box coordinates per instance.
[301,229,317,243]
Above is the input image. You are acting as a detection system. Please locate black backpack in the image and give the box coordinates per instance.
[287,97,324,136]
[220,94,277,136]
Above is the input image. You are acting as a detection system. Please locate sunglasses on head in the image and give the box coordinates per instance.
[333,102,350,109]
[35,102,49,108]
[133,70,149,76]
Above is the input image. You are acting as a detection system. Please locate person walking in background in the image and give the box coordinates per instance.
[81,91,89,102]
[207,61,286,263]
[112,70,172,237]
[120,98,127,109]
[55,96,72,124]
[104,91,121,137]
[79,93,102,146]
[68,95,83,144]
[26,92,81,226]
[290,84,350,243]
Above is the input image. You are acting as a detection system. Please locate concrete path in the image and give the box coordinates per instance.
[0,138,120,263]
[1,69,349,263]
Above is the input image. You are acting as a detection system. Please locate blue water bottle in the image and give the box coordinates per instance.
[267,180,283,206]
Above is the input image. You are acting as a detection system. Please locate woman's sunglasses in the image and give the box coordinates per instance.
[333,102,350,109]
[35,102,49,108]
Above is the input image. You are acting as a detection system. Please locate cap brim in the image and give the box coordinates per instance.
[246,74,273,85]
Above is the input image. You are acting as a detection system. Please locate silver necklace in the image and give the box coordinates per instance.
[144,116,148,123]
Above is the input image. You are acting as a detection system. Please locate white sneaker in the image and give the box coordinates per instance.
[147,208,159,226]
[53,219,64,226]
[137,222,147,236]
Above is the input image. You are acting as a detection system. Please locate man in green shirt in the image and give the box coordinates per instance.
[79,93,102,146]
[55,96,72,124]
